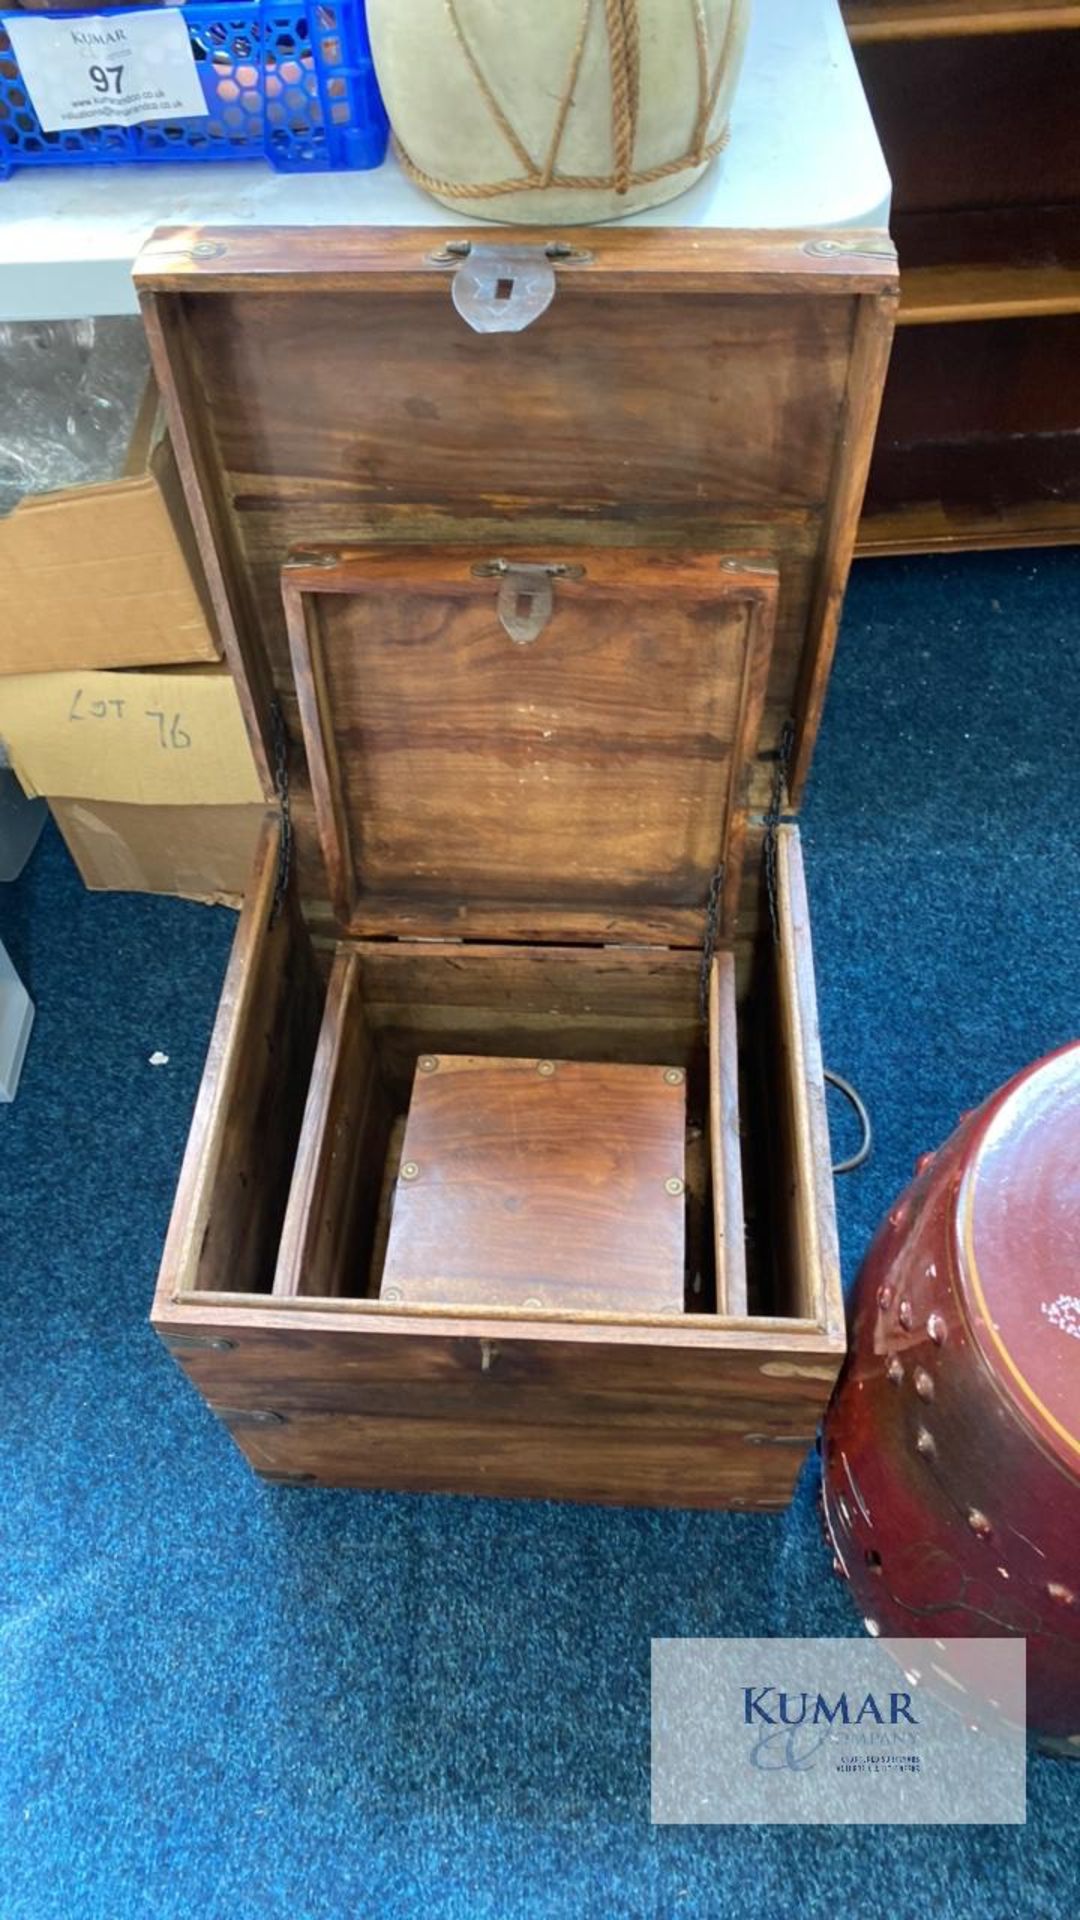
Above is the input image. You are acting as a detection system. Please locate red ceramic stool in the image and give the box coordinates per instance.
[822,1043,1080,1754]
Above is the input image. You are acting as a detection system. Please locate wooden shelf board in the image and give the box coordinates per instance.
[845,2,1080,42]
[893,204,1080,322]
[857,496,1080,554]
[899,261,1080,321]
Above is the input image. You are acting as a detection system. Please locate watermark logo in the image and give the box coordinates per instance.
[651,1638,1025,1824]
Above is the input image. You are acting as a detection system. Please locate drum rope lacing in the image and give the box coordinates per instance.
[394,0,738,202]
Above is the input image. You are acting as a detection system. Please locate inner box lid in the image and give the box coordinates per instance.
[283,546,777,947]
[380,1055,688,1314]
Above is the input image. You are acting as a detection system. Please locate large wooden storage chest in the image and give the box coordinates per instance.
[136,224,896,1508]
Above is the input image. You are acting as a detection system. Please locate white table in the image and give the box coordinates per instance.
[0,0,890,321]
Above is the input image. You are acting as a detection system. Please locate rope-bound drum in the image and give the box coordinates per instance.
[367,0,752,223]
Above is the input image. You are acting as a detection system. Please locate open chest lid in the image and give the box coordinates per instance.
[282,546,777,948]
[134,224,897,934]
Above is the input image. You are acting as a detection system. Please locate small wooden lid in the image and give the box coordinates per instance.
[283,545,777,947]
[380,1054,687,1314]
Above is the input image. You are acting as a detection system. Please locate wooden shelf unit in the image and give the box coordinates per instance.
[847,0,1080,554]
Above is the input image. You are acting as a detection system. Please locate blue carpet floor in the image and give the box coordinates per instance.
[2,549,1078,1919]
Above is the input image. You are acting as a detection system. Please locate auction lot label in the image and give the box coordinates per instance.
[6,11,209,132]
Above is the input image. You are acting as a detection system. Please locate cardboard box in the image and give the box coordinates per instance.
[49,799,268,906]
[0,666,264,807]
[0,383,220,676]
[0,664,266,904]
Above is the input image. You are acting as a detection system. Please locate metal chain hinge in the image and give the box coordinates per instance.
[269,698,293,927]
[699,863,725,1024]
[764,718,795,945]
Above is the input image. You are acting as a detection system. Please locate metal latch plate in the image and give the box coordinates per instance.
[451,245,558,335]
[472,558,585,643]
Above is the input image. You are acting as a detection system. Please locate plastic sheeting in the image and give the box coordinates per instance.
[0,315,150,517]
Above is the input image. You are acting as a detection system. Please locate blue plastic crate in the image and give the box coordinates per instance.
[0,0,388,178]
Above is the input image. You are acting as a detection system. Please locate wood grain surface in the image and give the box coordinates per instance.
[283,547,776,944]
[771,827,844,1341]
[134,223,898,293]
[849,21,1079,554]
[273,949,392,1300]
[153,1308,842,1507]
[348,940,704,1107]
[379,1055,686,1314]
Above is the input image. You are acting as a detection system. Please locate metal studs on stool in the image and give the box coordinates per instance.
[822,1043,1080,1755]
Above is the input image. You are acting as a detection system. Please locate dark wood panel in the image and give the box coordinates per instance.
[274,950,392,1300]
[789,291,896,800]
[152,1312,841,1506]
[271,544,816,918]
[355,940,705,1017]
[894,201,1080,282]
[853,31,1080,213]
[858,495,1080,555]
[351,940,706,1110]
[140,295,275,790]
[191,290,848,514]
[242,1416,808,1508]
[895,205,1080,324]
[862,312,1080,531]
[297,821,768,983]
[154,818,323,1303]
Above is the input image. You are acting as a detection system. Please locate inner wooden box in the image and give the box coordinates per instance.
[273,543,767,1326]
[159,812,837,1507]
[276,948,744,1318]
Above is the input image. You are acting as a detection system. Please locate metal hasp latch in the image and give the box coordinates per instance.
[430,239,592,335]
[473,558,585,645]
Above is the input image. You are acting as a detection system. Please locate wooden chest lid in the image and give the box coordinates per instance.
[134,224,897,924]
[283,545,777,947]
